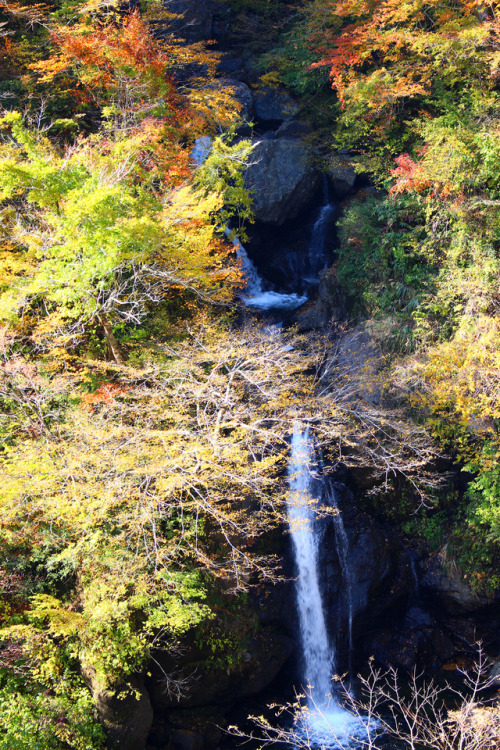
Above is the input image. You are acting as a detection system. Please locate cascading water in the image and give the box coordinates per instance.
[325,479,354,676]
[192,138,307,311]
[191,136,213,167]
[287,424,334,701]
[305,176,335,283]
[225,230,307,311]
[287,424,365,745]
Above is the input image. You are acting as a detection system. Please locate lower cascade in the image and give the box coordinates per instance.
[287,424,366,746]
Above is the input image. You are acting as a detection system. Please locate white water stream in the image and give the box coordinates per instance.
[192,137,307,311]
[287,424,367,746]
[225,230,307,311]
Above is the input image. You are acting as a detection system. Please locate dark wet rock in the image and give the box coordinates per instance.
[201,79,254,126]
[489,659,500,686]
[254,87,299,123]
[244,220,311,291]
[221,78,254,121]
[318,487,412,670]
[171,730,204,750]
[146,573,295,712]
[294,266,343,329]
[276,120,313,139]
[148,629,294,709]
[421,552,495,613]
[154,1,214,43]
[326,153,357,198]
[405,605,433,629]
[430,627,455,662]
[245,138,320,225]
[82,663,153,750]
[337,324,384,405]
[252,579,295,631]
[369,626,452,672]
[148,708,224,750]
[217,55,246,78]
[260,130,277,140]
[301,322,383,404]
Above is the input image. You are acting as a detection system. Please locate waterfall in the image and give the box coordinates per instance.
[225,230,307,311]
[409,551,421,602]
[191,136,213,167]
[287,424,364,745]
[192,138,307,311]
[287,424,334,701]
[305,176,335,282]
[325,480,354,676]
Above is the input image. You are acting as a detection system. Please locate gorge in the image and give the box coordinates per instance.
[0,3,499,750]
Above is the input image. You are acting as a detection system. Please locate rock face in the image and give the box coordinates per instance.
[146,576,295,713]
[326,153,357,197]
[82,664,153,750]
[254,87,298,123]
[276,120,312,139]
[368,606,455,672]
[489,660,500,686]
[318,486,465,673]
[319,486,411,671]
[245,138,320,225]
[206,78,253,124]
[420,551,495,613]
[148,627,294,710]
[224,79,253,121]
[295,266,343,329]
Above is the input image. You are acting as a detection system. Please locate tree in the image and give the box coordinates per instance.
[0,111,242,358]
[0,3,256,360]
[229,651,499,750]
[313,1,500,134]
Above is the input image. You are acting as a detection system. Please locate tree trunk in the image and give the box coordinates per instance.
[98,314,125,365]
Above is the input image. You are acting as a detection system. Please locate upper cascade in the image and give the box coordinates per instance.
[192,137,307,311]
[305,175,336,283]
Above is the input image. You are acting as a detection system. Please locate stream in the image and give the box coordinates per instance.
[192,137,334,311]
[194,136,367,746]
[287,424,369,747]
[189,135,496,750]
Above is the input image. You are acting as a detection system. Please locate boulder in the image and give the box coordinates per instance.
[421,551,495,614]
[245,138,320,225]
[225,79,253,122]
[207,78,253,122]
[368,619,454,672]
[254,87,298,123]
[295,266,343,330]
[81,664,153,750]
[489,659,500,687]
[171,730,204,750]
[276,120,313,139]
[326,153,357,198]
[217,55,246,78]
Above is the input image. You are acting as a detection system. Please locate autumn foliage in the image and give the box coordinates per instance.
[314,0,500,124]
